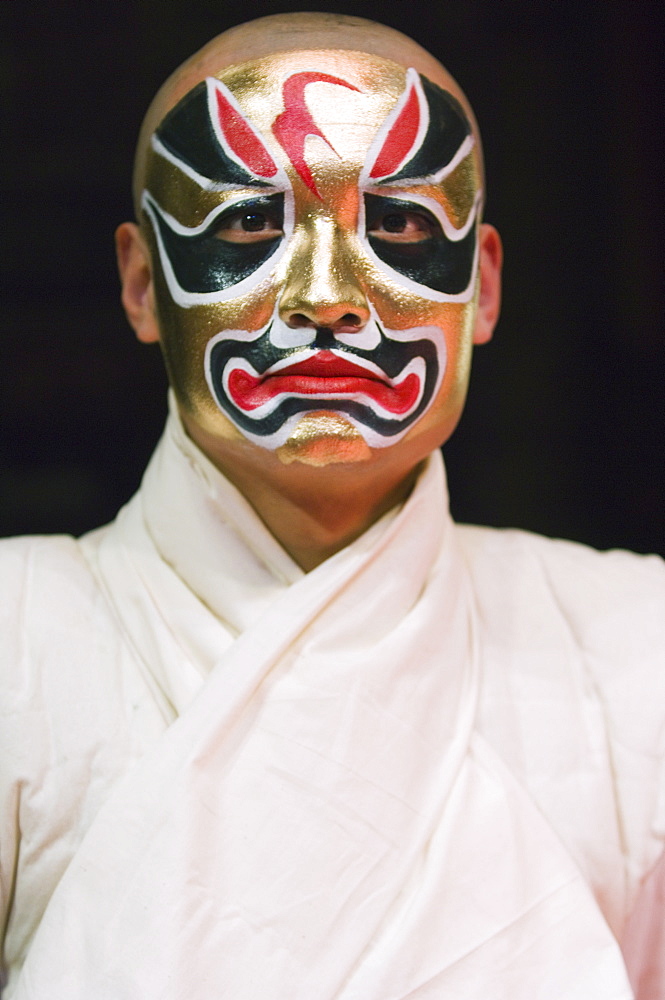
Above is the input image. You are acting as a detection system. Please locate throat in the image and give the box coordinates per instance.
[255,476,413,572]
[179,408,422,571]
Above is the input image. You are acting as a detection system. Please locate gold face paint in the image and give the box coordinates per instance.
[142,50,482,465]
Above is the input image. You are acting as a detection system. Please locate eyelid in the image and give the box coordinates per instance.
[365,198,439,236]
[363,189,481,243]
[368,196,436,221]
[208,197,283,236]
[142,190,283,238]
[370,205,437,228]
[215,211,276,233]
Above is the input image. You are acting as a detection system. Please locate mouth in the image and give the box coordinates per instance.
[226,350,421,414]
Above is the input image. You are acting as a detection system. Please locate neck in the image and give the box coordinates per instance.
[180,415,423,571]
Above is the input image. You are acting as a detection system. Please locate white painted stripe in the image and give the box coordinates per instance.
[357,191,480,304]
[150,135,254,193]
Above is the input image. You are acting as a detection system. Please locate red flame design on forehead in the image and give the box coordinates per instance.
[272,72,361,199]
[213,83,278,178]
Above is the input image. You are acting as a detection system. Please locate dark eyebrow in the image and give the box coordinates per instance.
[155,82,271,189]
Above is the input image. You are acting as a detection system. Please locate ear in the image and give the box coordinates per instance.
[473,223,503,345]
[115,222,161,344]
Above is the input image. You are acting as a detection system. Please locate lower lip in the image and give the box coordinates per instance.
[227,369,420,415]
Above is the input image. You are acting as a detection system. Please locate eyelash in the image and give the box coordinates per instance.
[208,198,284,238]
[372,210,437,232]
[204,196,441,243]
[364,199,442,242]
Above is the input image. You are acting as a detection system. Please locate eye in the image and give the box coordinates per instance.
[214,204,284,243]
[367,205,441,244]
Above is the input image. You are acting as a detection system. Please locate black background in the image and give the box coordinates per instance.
[2,1,663,555]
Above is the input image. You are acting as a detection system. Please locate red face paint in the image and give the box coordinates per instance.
[213,85,278,179]
[369,82,422,180]
[272,72,361,198]
[227,350,420,415]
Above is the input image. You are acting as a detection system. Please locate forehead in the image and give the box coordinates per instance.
[216,50,406,157]
[145,52,411,220]
[145,48,479,231]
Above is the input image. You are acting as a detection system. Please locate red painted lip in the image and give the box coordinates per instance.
[227,350,420,415]
[274,351,383,380]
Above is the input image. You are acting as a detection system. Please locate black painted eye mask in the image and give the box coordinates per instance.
[155,80,274,189]
[145,192,285,293]
[365,194,476,294]
[145,69,477,300]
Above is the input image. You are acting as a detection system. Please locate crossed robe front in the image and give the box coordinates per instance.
[1,404,664,998]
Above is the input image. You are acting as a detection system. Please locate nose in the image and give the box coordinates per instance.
[278,217,370,334]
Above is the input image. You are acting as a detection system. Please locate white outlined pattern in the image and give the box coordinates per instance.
[360,68,430,186]
[203,306,447,450]
[142,188,295,308]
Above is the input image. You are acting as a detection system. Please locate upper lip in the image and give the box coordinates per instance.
[266,350,384,381]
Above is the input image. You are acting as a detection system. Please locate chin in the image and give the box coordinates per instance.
[274,413,373,467]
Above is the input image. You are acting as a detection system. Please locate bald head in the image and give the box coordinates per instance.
[132,12,480,215]
[120,11,500,478]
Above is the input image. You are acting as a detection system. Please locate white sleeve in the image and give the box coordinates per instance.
[0,534,165,992]
[622,846,665,999]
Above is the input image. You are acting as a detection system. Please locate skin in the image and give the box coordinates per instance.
[116,13,503,570]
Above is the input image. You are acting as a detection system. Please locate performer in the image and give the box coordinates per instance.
[1,13,663,999]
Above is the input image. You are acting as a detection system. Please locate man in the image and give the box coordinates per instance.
[1,12,663,999]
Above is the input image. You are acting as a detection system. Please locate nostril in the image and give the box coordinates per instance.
[341,313,362,328]
[284,311,365,331]
[286,313,313,328]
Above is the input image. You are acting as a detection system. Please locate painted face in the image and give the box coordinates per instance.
[142,51,482,464]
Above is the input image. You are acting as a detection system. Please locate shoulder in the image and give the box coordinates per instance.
[458,520,664,588]
[458,524,665,915]
[0,532,166,972]
[0,529,164,800]
[0,533,108,671]
[457,524,664,660]
[0,530,99,593]
[0,529,159,737]
[0,527,164,718]
[457,523,665,731]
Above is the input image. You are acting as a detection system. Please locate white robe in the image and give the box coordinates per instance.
[1,406,663,998]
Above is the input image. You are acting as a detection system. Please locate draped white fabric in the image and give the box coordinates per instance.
[4,410,639,998]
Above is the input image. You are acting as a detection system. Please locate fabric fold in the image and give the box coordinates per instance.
[12,413,633,999]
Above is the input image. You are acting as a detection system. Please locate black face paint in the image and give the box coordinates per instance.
[365,195,476,295]
[379,76,471,184]
[155,82,271,188]
[146,193,284,294]
[207,324,440,438]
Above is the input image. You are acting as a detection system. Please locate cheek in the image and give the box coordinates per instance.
[438,299,477,375]
[380,294,477,447]
[363,269,476,367]
[150,252,279,413]
[357,252,460,325]
[348,254,478,423]
[423,299,477,424]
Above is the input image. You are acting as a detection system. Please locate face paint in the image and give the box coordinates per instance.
[203,309,445,450]
[142,51,482,464]
[272,72,361,199]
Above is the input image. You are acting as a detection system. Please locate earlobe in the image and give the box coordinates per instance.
[115,222,161,344]
[473,223,503,345]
